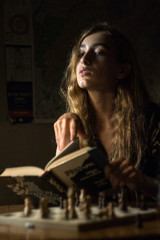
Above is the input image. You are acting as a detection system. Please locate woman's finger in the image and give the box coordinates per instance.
[70,118,78,141]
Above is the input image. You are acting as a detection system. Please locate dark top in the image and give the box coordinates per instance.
[89,102,160,201]
[94,102,160,179]
[141,102,160,179]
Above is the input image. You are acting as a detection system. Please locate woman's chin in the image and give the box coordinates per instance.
[78,80,89,89]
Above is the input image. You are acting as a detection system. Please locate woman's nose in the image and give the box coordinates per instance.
[80,52,91,65]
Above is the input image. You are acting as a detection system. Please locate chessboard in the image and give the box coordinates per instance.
[0,186,159,232]
[0,204,157,232]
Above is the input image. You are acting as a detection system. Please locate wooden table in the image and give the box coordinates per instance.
[0,205,160,240]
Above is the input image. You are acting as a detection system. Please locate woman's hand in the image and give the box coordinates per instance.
[105,158,159,200]
[54,113,87,154]
[104,158,138,191]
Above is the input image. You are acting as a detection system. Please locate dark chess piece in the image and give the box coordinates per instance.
[140,194,147,210]
[119,186,128,212]
[63,199,69,220]
[98,191,106,209]
[74,185,80,207]
[84,195,91,219]
[59,196,64,209]
[135,214,143,228]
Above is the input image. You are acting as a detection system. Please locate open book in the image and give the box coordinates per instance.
[0,139,111,206]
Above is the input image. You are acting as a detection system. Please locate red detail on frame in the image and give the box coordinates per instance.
[9,14,30,35]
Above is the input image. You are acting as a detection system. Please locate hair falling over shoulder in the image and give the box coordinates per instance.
[60,22,149,169]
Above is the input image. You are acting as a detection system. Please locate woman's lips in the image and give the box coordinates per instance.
[79,67,92,76]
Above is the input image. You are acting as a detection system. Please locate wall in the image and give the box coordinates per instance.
[0,0,56,172]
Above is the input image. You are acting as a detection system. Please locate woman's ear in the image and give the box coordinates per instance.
[117,63,131,79]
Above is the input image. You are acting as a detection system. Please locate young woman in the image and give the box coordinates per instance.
[54,22,160,200]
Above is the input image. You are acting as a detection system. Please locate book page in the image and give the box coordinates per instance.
[45,138,80,170]
[0,166,44,176]
[45,146,92,171]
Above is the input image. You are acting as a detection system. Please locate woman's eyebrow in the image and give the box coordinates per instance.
[80,43,109,49]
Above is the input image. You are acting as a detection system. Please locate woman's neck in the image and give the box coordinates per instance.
[88,91,115,128]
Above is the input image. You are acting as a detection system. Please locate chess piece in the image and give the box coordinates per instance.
[59,196,64,209]
[97,191,109,218]
[24,198,32,216]
[97,205,109,218]
[63,199,69,220]
[139,194,147,210]
[84,195,91,219]
[75,186,80,207]
[116,192,122,206]
[39,197,49,218]
[98,191,106,209]
[135,214,143,228]
[67,186,77,219]
[79,188,86,211]
[119,186,128,212]
[107,202,115,218]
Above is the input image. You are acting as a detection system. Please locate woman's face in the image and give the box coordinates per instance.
[76,32,123,92]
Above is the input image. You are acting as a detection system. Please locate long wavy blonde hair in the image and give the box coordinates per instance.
[61,22,149,168]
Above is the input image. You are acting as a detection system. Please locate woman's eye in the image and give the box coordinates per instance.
[95,50,105,56]
[78,51,85,58]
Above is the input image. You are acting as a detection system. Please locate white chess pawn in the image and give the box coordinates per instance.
[108,202,115,218]
[24,198,32,216]
[79,188,86,211]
